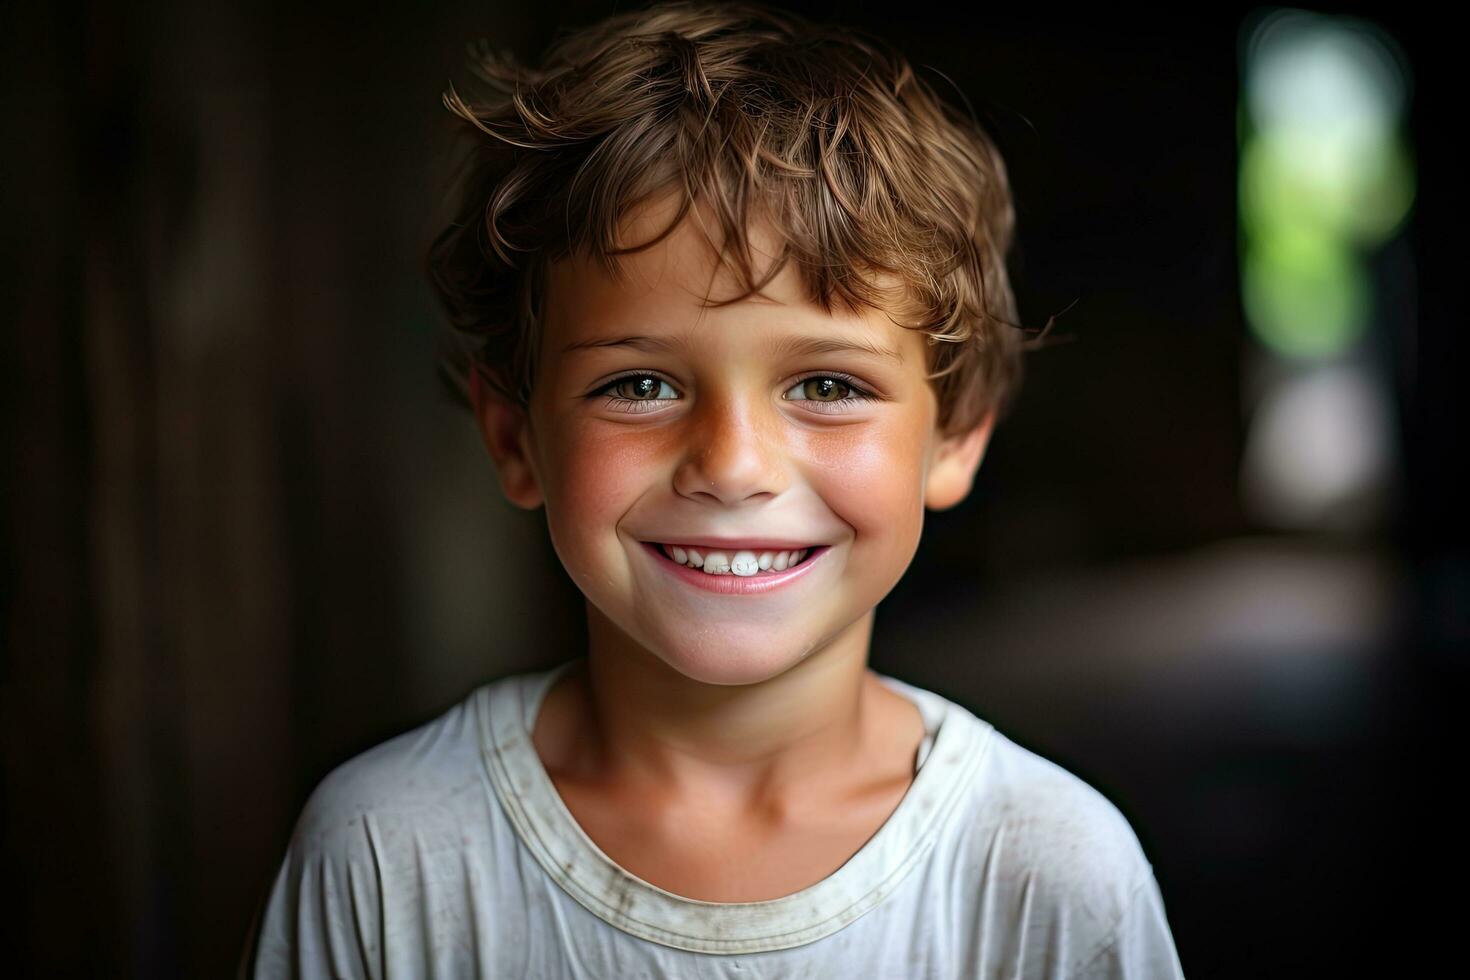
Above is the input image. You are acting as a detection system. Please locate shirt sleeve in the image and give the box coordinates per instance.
[240,805,386,979]
[1071,870,1186,979]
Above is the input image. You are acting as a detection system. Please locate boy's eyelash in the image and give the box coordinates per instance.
[590,371,876,413]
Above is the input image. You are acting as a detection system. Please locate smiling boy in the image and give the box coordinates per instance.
[244,2,1184,977]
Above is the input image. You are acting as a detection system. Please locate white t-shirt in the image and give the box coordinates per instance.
[244,659,1185,978]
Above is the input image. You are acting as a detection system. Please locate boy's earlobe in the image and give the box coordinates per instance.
[924,410,996,512]
[471,372,544,511]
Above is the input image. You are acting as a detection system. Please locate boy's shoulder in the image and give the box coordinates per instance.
[918,684,1159,956]
[246,675,532,978]
[980,730,1151,879]
[287,678,505,854]
[896,679,1150,866]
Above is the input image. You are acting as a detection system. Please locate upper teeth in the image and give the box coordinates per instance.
[664,545,811,576]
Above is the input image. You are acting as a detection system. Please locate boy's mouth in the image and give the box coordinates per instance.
[645,541,824,577]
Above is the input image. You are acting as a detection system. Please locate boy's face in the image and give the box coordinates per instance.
[476,197,994,687]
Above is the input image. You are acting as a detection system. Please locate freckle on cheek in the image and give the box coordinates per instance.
[557,438,658,510]
[815,428,919,481]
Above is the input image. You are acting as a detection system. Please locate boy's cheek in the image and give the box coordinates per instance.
[804,423,930,530]
[536,428,669,567]
[543,425,670,502]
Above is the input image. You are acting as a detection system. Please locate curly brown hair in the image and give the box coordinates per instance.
[426,1,1044,437]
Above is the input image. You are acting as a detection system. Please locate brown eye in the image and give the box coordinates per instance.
[612,376,661,399]
[799,377,849,401]
[782,374,874,413]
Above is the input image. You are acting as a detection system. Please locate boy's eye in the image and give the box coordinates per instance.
[782,374,876,412]
[604,375,678,402]
[592,374,680,413]
[784,376,854,403]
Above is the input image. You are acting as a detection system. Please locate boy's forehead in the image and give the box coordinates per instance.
[545,195,920,357]
[553,195,788,307]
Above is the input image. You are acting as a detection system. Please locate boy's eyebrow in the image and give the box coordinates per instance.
[561,335,677,355]
[770,335,905,364]
[561,334,904,364]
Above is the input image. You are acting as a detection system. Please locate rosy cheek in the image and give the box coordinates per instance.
[539,420,667,545]
[801,418,928,545]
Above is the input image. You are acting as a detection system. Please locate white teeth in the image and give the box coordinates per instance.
[658,543,817,576]
[730,550,761,577]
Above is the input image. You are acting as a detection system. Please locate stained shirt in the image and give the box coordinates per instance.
[243,658,1186,978]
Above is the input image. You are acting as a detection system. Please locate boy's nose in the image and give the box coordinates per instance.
[672,393,788,506]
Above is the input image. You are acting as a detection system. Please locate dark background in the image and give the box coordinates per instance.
[2,1,1460,976]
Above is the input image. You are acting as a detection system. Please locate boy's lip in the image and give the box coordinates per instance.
[638,536,823,551]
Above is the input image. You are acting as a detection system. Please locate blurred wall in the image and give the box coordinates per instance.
[2,1,1459,977]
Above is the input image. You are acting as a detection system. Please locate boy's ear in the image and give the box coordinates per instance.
[470,372,544,510]
[924,409,997,512]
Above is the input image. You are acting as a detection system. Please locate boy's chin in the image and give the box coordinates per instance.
[650,642,817,688]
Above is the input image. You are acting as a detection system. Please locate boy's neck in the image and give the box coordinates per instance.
[539,604,900,815]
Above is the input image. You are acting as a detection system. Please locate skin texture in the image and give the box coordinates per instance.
[474,195,995,900]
